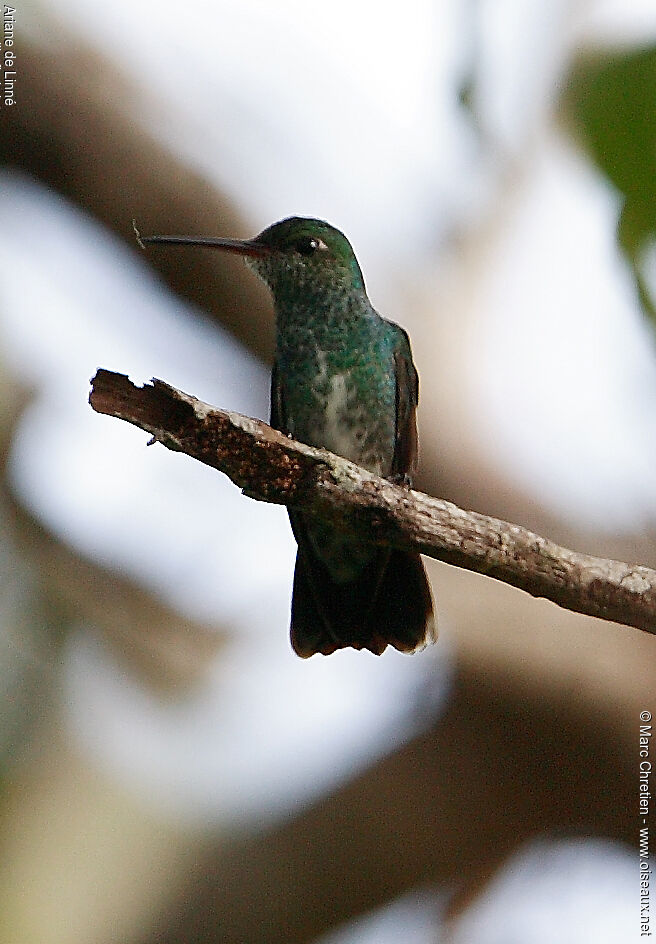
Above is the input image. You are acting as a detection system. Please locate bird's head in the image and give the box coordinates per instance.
[136,216,366,303]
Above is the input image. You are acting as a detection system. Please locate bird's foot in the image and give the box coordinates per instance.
[387,472,412,488]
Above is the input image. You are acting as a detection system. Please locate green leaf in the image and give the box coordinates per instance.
[563,45,656,323]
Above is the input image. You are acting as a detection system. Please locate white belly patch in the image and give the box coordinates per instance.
[323,372,352,455]
[308,351,388,475]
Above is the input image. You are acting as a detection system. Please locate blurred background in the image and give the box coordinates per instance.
[0,1,655,942]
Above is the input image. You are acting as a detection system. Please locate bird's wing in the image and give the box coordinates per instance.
[269,358,286,432]
[390,323,419,481]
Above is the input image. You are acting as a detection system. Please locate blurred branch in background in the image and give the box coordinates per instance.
[0,371,228,699]
[0,366,60,764]
[138,658,635,944]
[0,362,230,942]
[0,19,273,360]
[7,492,227,692]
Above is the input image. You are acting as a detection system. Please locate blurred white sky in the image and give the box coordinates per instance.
[322,838,635,944]
[0,2,654,939]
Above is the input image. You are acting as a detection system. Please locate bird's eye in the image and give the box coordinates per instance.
[294,236,326,255]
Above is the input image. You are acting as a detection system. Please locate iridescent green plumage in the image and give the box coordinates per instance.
[139,216,435,656]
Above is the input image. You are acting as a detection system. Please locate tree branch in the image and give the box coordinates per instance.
[89,369,656,635]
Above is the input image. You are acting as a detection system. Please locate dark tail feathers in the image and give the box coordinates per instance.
[290,547,436,658]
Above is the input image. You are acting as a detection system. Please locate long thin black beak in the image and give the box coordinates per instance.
[132,220,269,257]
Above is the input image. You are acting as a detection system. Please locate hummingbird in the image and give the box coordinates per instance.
[136,217,435,657]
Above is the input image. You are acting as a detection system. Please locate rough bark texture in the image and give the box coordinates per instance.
[89,369,656,635]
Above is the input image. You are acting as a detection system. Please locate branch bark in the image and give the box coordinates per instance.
[89,369,656,636]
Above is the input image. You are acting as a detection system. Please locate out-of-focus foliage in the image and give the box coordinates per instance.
[564,45,656,323]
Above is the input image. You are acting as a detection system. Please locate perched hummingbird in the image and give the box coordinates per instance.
[137,217,435,657]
